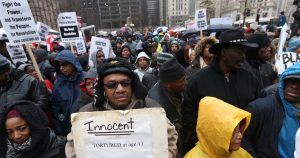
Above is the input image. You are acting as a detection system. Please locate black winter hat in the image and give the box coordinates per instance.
[94,57,148,109]
[159,58,185,82]
[97,57,133,80]
[246,32,270,49]
[0,54,10,74]
[209,29,258,54]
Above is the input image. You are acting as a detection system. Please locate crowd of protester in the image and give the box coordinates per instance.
[1,22,300,158]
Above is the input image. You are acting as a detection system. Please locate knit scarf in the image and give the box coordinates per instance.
[6,138,32,158]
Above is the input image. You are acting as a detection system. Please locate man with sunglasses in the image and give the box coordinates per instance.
[242,62,300,158]
[65,57,178,158]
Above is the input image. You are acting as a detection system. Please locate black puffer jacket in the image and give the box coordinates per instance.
[181,58,260,155]
[243,60,277,89]
[0,69,50,111]
[34,48,56,82]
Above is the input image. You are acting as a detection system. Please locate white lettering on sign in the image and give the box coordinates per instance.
[58,12,80,42]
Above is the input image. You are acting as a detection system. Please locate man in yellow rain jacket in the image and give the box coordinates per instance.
[184,97,252,158]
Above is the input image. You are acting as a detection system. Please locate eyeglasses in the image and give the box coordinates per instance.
[103,79,132,89]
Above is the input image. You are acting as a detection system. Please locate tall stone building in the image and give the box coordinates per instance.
[219,0,294,24]
[147,0,160,26]
[28,0,61,30]
[160,0,169,26]
[168,0,190,27]
[68,0,148,30]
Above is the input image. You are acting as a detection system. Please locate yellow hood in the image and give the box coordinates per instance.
[196,97,251,158]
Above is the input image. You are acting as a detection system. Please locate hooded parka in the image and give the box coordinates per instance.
[184,97,252,158]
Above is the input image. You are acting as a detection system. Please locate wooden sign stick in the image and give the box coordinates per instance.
[25,44,44,81]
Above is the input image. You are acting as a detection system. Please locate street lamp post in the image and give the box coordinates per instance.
[242,0,248,27]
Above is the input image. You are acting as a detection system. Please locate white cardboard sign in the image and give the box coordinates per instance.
[58,12,80,42]
[0,0,40,45]
[36,22,50,45]
[88,36,112,68]
[6,43,27,64]
[194,9,207,30]
[210,17,233,26]
[71,108,168,158]
[275,52,300,74]
[75,39,86,54]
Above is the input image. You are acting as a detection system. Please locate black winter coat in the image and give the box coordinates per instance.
[148,81,182,130]
[0,69,50,111]
[242,92,284,158]
[142,69,159,91]
[181,58,260,155]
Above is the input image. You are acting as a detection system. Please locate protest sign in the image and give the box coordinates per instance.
[0,0,40,45]
[275,52,300,74]
[277,23,290,55]
[210,17,233,26]
[36,22,50,45]
[75,40,86,54]
[88,36,112,68]
[71,108,168,158]
[194,9,207,31]
[6,43,27,64]
[58,12,80,42]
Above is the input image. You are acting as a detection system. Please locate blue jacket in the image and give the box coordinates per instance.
[52,50,83,136]
[243,62,300,158]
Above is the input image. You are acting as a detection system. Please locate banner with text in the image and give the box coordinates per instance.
[71,108,168,158]
[36,22,50,45]
[275,52,300,74]
[58,12,80,42]
[0,0,40,45]
[6,43,27,64]
[194,9,207,30]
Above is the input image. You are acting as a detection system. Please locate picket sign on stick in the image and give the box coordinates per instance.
[194,8,207,39]
[25,44,43,81]
[200,29,203,39]
[70,42,74,54]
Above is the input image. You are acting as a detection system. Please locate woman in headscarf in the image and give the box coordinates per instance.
[0,100,65,158]
[184,97,252,158]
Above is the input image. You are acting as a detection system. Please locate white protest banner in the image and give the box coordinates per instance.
[275,52,300,74]
[277,23,290,55]
[88,36,111,68]
[36,22,50,45]
[210,17,233,26]
[6,43,27,64]
[75,40,86,54]
[194,9,207,30]
[0,0,40,45]
[58,12,80,42]
[71,108,168,158]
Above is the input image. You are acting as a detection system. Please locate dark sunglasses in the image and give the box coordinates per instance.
[103,79,132,89]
